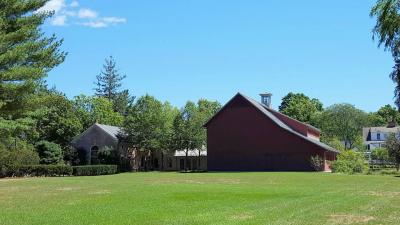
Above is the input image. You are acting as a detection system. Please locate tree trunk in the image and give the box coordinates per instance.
[198,150,201,171]
[185,149,189,171]
[161,152,164,171]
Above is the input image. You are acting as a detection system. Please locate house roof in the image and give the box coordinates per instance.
[71,123,123,144]
[95,123,122,139]
[174,150,207,157]
[204,93,339,154]
[362,126,400,141]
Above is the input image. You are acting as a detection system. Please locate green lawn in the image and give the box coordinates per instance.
[1,172,400,225]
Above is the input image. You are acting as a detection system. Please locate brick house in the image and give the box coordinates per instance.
[71,123,207,171]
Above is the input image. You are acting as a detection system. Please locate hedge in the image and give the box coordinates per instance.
[72,165,118,176]
[1,165,119,178]
[1,165,73,178]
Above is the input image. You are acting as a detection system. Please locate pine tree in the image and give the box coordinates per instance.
[113,89,135,115]
[0,0,66,142]
[95,56,126,101]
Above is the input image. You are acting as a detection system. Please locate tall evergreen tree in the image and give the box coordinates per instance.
[95,56,126,101]
[113,89,135,115]
[0,0,66,143]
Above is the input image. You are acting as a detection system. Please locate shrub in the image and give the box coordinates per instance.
[9,148,40,166]
[0,147,40,177]
[62,146,80,165]
[0,140,39,167]
[331,150,367,174]
[2,165,72,177]
[72,165,118,176]
[35,141,62,164]
[371,147,391,161]
[310,155,324,171]
[98,146,118,164]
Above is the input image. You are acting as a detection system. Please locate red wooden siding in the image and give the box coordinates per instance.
[205,94,337,171]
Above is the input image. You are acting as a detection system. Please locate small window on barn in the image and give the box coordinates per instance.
[377,133,381,140]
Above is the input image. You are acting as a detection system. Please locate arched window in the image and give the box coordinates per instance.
[91,146,99,164]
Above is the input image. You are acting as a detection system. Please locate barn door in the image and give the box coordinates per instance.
[179,159,185,170]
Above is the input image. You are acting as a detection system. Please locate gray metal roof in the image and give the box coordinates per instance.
[95,123,122,139]
[71,123,123,144]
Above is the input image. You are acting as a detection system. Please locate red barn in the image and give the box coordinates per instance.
[204,93,338,171]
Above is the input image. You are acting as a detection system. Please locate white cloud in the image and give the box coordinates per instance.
[38,0,66,13]
[80,17,127,28]
[103,17,127,24]
[78,8,98,19]
[64,11,76,17]
[51,15,67,26]
[70,0,79,7]
[81,21,107,28]
[39,0,126,28]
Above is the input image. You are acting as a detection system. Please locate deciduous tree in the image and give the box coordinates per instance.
[317,104,368,150]
[172,99,221,170]
[123,95,177,170]
[172,101,200,171]
[72,95,123,129]
[377,104,399,124]
[371,0,400,107]
[195,99,221,167]
[385,133,400,171]
[279,92,323,123]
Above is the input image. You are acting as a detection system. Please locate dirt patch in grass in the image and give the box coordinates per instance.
[183,179,243,185]
[328,214,374,224]
[56,187,78,191]
[366,191,400,198]
[88,190,111,195]
[145,178,244,185]
[231,212,254,220]
[0,178,26,182]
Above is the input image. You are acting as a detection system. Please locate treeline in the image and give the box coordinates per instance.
[0,1,221,173]
[278,92,399,151]
[124,95,220,170]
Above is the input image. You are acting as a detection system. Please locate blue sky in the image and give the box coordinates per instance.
[42,0,394,112]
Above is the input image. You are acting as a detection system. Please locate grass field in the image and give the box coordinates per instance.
[1,172,400,225]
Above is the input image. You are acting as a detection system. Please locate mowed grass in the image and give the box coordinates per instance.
[1,172,400,225]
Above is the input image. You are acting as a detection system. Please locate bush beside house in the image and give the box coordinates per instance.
[331,150,368,174]
[72,165,118,176]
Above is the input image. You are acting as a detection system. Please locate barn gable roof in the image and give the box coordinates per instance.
[205,93,339,153]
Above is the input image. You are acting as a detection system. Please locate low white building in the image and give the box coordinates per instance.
[362,124,400,155]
